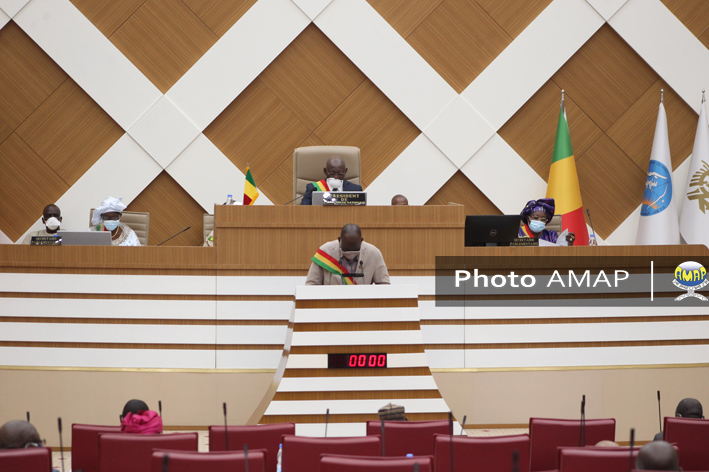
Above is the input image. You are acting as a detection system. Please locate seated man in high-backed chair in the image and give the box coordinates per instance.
[300,156,362,205]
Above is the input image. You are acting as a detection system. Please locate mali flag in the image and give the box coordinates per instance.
[243,165,259,205]
[546,97,590,245]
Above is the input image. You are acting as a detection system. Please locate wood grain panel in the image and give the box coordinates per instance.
[407,0,511,93]
[181,0,257,37]
[16,79,123,186]
[0,22,67,129]
[576,135,646,238]
[499,80,603,181]
[425,315,709,325]
[314,80,420,185]
[293,322,420,331]
[260,25,366,131]
[552,25,658,131]
[205,79,312,176]
[283,367,432,378]
[109,0,218,93]
[295,299,417,309]
[0,117,11,146]
[126,171,207,246]
[0,134,68,241]
[660,0,709,39]
[273,390,441,401]
[607,80,697,171]
[366,0,443,38]
[69,0,146,37]
[0,341,280,350]
[290,345,424,355]
[425,171,501,216]
[260,134,323,205]
[475,0,552,38]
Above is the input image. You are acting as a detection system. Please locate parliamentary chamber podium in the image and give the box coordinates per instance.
[0,205,707,441]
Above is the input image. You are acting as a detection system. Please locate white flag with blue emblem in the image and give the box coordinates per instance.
[636,101,680,245]
[679,97,709,246]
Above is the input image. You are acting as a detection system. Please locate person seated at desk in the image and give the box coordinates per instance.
[391,194,408,205]
[306,223,390,285]
[300,156,362,205]
[90,196,141,246]
[519,198,575,245]
[22,204,62,244]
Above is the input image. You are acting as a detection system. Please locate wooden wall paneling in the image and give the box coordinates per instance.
[15,79,124,187]
[313,80,420,186]
[552,25,658,131]
[126,171,208,247]
[181,0,258,37]
[259,25,367,132]
[0,118,11,145]
[475,0,553,39]
[607,80,697,171]
[260,133,323,205]
[69,0,146,38]
[576,135,647,238]
[366,0,444,38]
[425,171,502,216]
[498,80,603,181]
[0,135,69,241]
[406,0,511,93]
[0,22,67,129]
[204,79,312,176]
[659,0,709,40]
[698,27,709,50]
[108,0,219,93]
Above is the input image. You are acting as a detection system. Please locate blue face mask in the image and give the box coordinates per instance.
[529,220,546,233]
[104,220,120,231]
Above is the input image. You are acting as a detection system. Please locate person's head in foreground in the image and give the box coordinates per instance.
[41,204,62,233]
[391,195,409,206]
[0,420,43,449]
[636,441,680,471]
[675,397,703,418]
[92,196,127,234]
[378,403,407,421]
[339,223,362,258]
[120,399,163,434]
[595,440,619,447]
[323,156,348,191]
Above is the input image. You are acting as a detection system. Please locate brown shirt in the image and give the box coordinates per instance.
[305,240,390,285]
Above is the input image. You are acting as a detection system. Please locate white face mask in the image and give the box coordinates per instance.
[44,217,61,231]
[104,220,120,231]
[340,249,360,261]
[327,178,343,191]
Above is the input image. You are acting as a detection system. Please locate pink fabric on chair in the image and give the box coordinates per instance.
[120,410,163,434]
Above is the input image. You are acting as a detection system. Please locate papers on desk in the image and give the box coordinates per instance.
[539,229,569,247]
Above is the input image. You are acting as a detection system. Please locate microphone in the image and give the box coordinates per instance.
[579,394,586,446]
[449,412,455,472]
[628,428,635,472]
[223,402,229,451]
[586,209,597,245]
[413,463,420,472]
[657,390,662,436]
[381,418,386,456]
[58,417,65,472]
[460,415,467,435]
[283,195,304,205]
[162,454,169,472]
[157,227,191,246]
[244,444,250,472]
[159,400,162,417]
[26,411,30,422]
[324,408,330,438]
[512,450,519,472]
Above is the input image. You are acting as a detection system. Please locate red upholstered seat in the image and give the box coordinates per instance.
[281,435,381,472]
[208,423,295,472]
[151,449,266,472]
[366,420,450,456]
[558,446,639,472]
[433,433,530,472]
[72,423,121,472]
[664,416,709,471]
[0,447,52,472]
[98,432,198,472]
[529,418,615,472]
[320,454,434,472]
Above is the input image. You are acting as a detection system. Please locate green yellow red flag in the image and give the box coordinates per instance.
[243,165,259,205]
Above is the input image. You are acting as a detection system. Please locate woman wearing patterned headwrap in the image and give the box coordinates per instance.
[519,198,575,245]
[89,196,141,246]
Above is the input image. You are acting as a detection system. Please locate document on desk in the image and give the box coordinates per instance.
[538,229,569,247]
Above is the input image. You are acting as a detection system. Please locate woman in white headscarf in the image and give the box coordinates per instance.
[90,196,141,246]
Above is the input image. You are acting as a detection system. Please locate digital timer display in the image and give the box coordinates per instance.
[327,353,387,369]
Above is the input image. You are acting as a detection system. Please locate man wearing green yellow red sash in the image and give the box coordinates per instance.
[300,156,363,205]
[306,224,390,285]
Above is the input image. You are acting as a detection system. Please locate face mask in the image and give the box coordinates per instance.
[529,220,546,233]
[104,220,120,231]
[327,178,343,191]
[340,249,360,261]
[44,217,61,231]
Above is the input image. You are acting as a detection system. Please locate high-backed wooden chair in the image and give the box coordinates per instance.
[293,146,361,201]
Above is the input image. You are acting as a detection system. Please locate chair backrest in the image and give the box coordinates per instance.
[664,416,709,471]
[208,423,295,472]
[320,454,433,472]
[89,209,150,245]
[529,418,616,472]
[72,423,121,472]
[0,447,52,472]
[293,146,361,200]
[558,446,639,472]
[151,449,266,472]
[98,432,198,472]
[281,435,380,472]
[366,420,450,456]
[547,215,562,233]
[203,214,214,242]
[433,433,530,472]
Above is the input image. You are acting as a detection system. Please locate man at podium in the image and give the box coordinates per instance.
[300,156,363,205]
[306,224,390,285]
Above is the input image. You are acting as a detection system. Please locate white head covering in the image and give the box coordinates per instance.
[92,196,127,225]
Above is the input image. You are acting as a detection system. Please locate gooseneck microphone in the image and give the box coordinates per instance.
[244,444,250,472]
[284,195,304,205]
[157,227,191,246]
[657,390,663,436]
[512,450,519,472]
[460,415,467,435]
[381,418,386,456]
[578,395,586,446]
[58,417,65,472]
[223,402,229,451]
[162,454,169,472]
[324,408,330,438]
[628,428,635,472]
[159,400,163,417]
[586,209,597,244]
[448,412,455,472]
[26,411,30,422]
